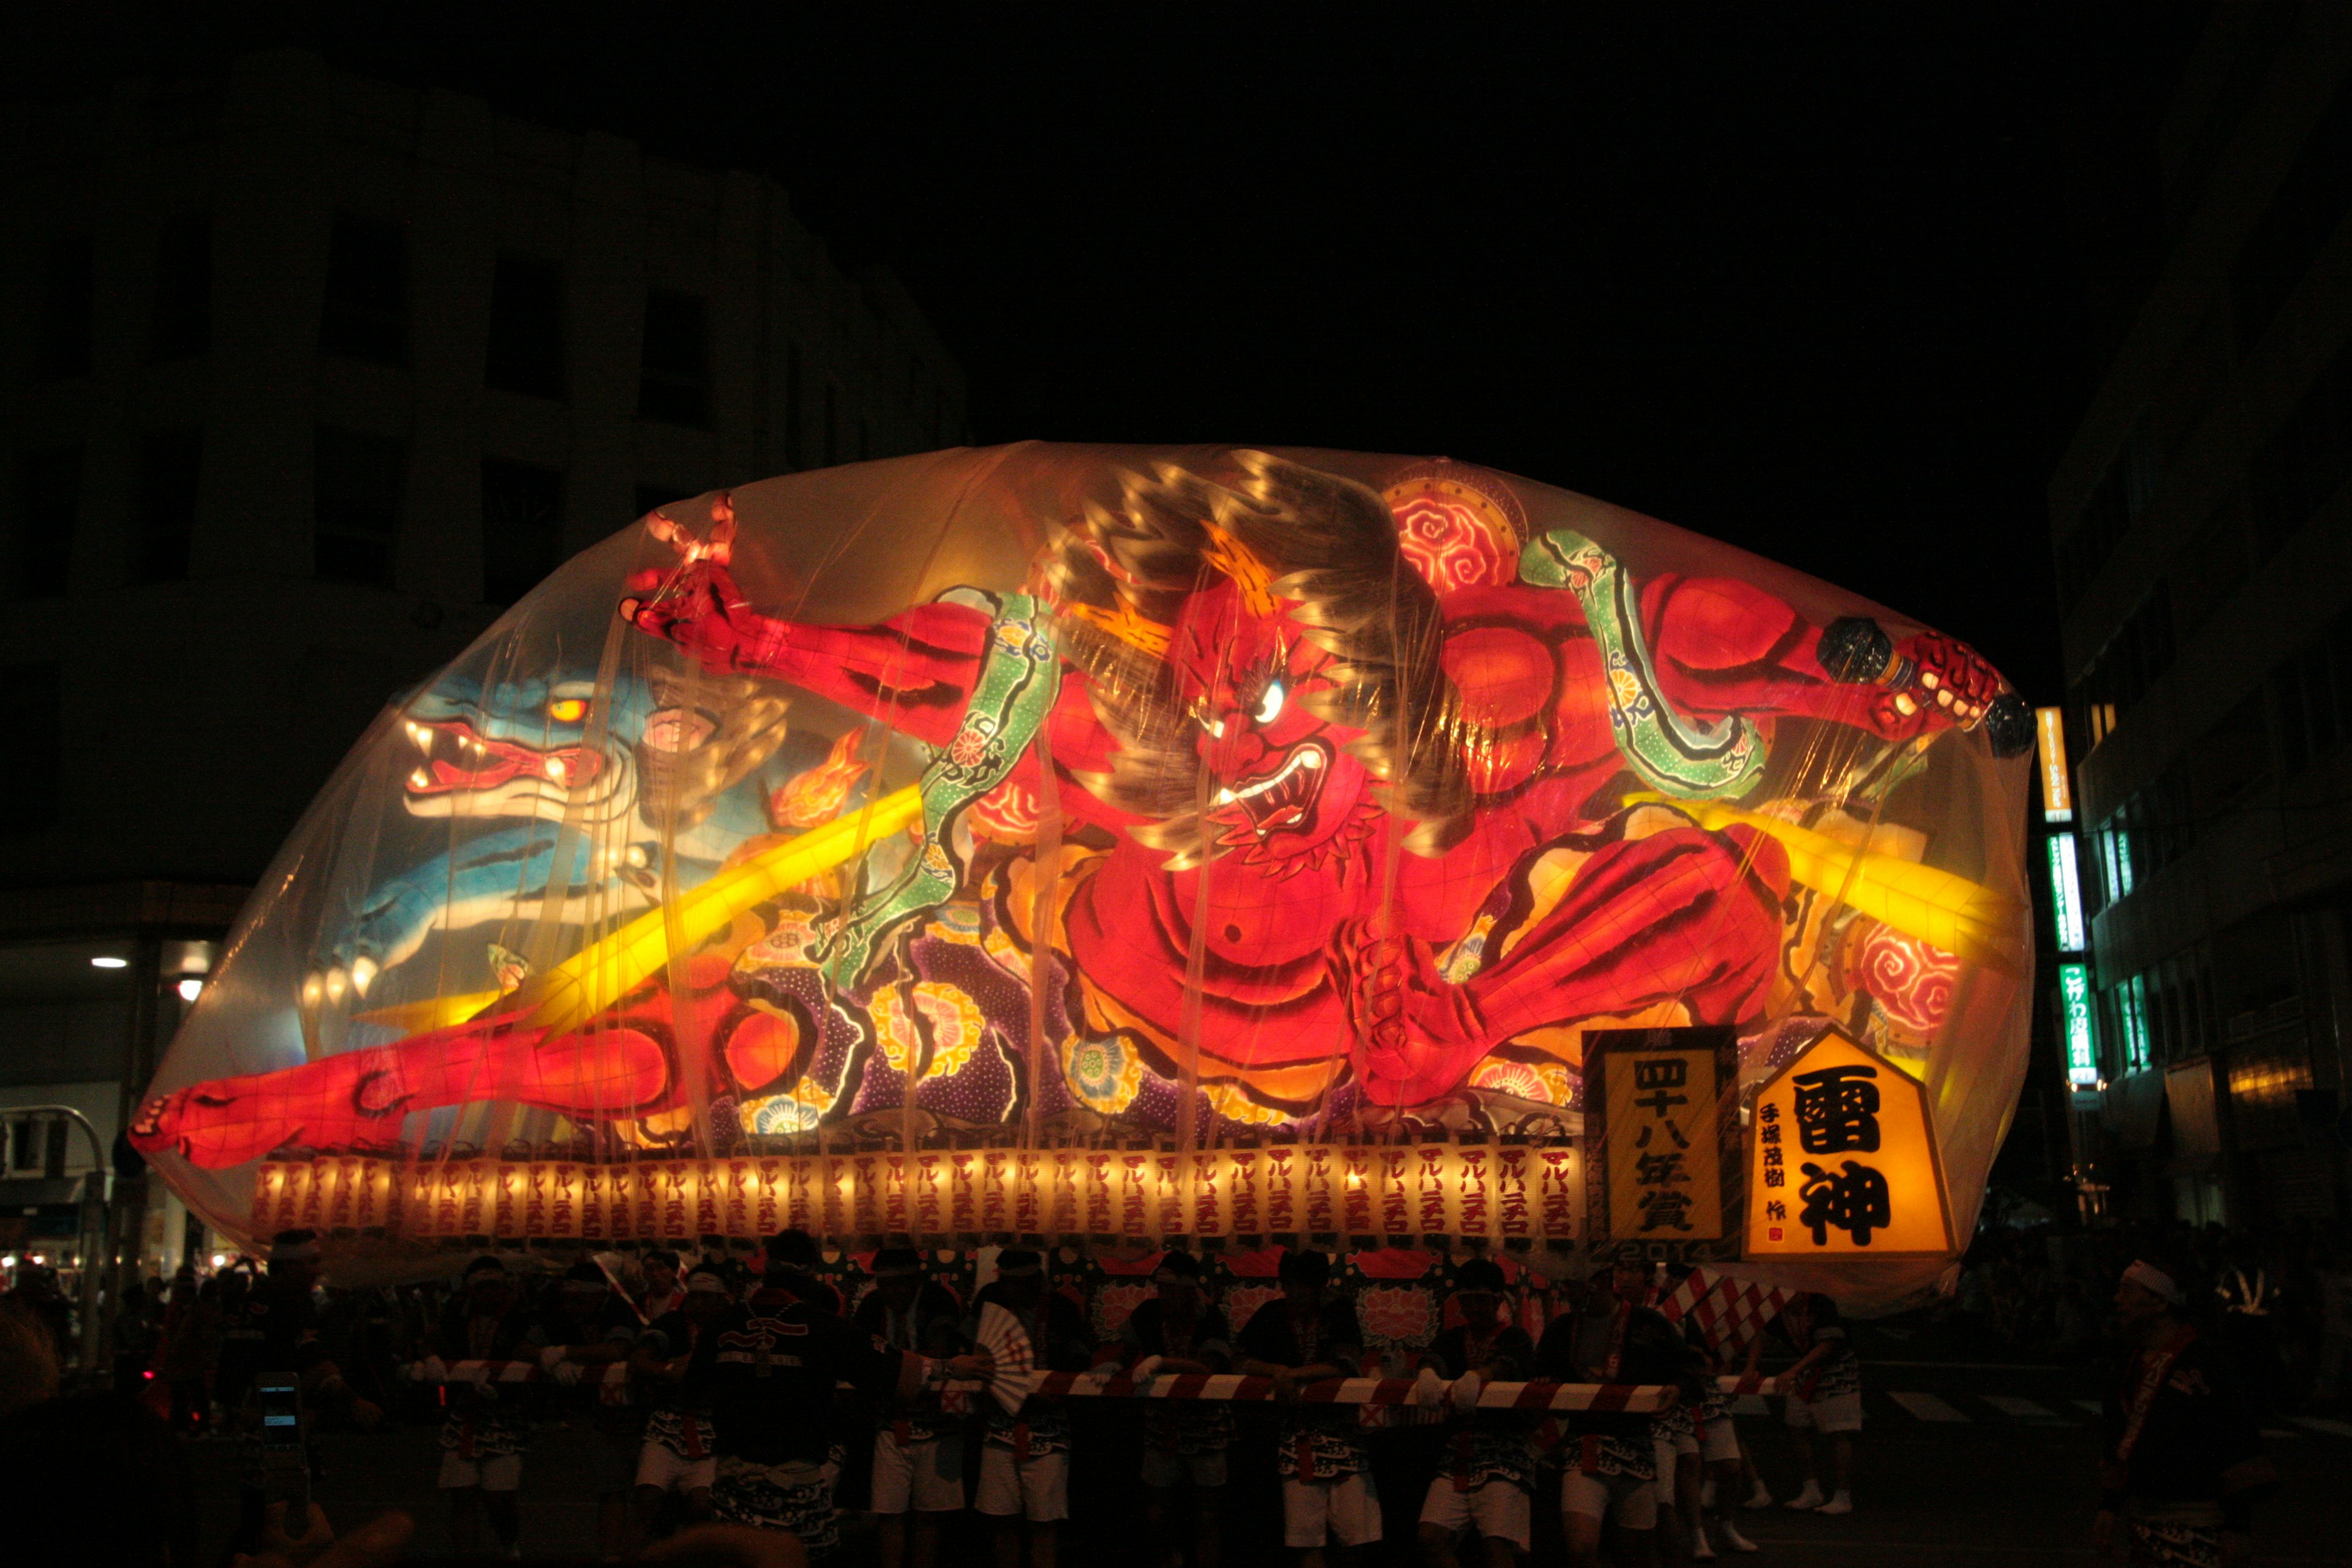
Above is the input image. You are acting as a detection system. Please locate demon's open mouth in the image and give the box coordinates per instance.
[401,719,605,797]
[1210,740,1330,837]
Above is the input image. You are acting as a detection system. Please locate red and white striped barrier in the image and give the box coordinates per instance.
[405,1361,1676,1414]
[1714,1372,1786,1396]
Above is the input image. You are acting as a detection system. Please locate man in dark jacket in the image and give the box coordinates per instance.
[970,1249,1095,1568]
[2095,1259,2273,1568]
[1535,1261,1686,1568]
[857,1248,969,1568]
[1414,1257,1536,1568]
[1238,1248,1376,1566]
[688,1254,992,1559]
[1121,1250,1235,1568]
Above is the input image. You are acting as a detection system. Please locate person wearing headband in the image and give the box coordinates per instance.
[970,1249,1096,1566]
[858,1248,971,1568]
[430,1255,542,1555]
[1770,1291,1861,1516]
[639,1249,687,1321]
[217,1230,385,1558]
[1120,1250,1236,1568]
[1415,1257,1539,1568]
[629,1265,734,1542]
[2096,1259,2274,1568]
[1238,1248,1379,1565]
[537,1258,646,1558]
[1535,1257,1686,1568]
[687,1246,992,1557]
[762,1228,846,1314]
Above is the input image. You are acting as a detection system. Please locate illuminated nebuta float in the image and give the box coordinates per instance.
[135,447,2034,1308]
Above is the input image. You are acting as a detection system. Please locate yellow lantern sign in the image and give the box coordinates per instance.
[1745,1030,1953,1258]
[1584,1027,1736,1251]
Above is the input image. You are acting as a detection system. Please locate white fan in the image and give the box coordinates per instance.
[974,1302,1044,1415]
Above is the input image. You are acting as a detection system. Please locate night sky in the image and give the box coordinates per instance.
[18,4,2214,699]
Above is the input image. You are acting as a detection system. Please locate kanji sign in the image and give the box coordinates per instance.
[1744,1030,1952,1258]
[1586,1027,1735,1250]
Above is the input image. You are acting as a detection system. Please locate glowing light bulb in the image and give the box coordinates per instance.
[177,977,203,1003]
[91,955,128,970]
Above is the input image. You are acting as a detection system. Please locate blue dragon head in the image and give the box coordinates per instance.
[398,669,657,831]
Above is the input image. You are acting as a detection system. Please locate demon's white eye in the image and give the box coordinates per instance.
[1254,680,1285,726]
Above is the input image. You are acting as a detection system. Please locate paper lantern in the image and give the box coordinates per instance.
[133,445,2031,1308]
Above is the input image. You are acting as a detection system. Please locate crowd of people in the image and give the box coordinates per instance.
[1936,1218,2352,1414]
[0,1220,2299,1568]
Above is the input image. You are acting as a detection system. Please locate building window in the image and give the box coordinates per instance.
[2269,607,2352,775]
[313,428,405,587]
[0,662,62,833]
[638,288,710,428]
[2248,336,2352,557]
[2056,413,2160,612]
[785,340,804,469]
[136,428,203,583]
[485,254,564,398]
[2228,72,2352,355]
[13,445,82,598]
[2114,973,2152,1074]
[320,216,407,365]
[149,213,211,362]
[481,458,564,605]
[34,236,94,382]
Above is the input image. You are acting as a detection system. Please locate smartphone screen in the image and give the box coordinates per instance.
[257,1378,301,1443]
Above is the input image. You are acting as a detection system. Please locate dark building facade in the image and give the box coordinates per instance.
[0,48,966,1278]
[2049,6,2352,1228]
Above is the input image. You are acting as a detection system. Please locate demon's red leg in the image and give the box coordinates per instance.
[130,1014,676,1169]
[1348,824,1788,1104]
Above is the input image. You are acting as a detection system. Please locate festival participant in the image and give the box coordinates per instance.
[971,1248,1094,1568]
[2095,1259,2274,1568]
[630,1264,733,1542]
[225,1230,385,1557]
[1690,1321,1760,1557]
[1774,1292,1859,1514]
[766,1229,848,1314]
[1413,1258,1536,1568]
[538,1259,645,1559]
[428,1255,543,1557]
[1535,1260,1683,1568]
[687,1251,992,1559]
[856,1248,969,1568]
[1119,1250,1236,1568]
[1238,1248,1378,1568]
[640,1250,688,1322]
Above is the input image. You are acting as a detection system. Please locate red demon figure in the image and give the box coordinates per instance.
[134,453,2024,1167]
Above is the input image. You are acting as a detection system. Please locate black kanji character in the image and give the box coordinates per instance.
[1635,1152,1687,1186]
[1764,1199,1787,1222]
[1792,1066,1882,1154]
[1637,1121,1691,1150]
[1637,1188,1695,1232]
[1760,1121,1782,1146]
[1796,1159,1890,1245]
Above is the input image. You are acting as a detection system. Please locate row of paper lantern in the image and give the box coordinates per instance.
[252,1143,1589,1245]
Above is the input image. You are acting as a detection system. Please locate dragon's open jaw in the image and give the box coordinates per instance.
[1210,739,1330,838]
[402,719,605,798]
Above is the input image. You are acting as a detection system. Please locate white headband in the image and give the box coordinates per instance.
[685,1273,729,1295]
[2123,1260,2184,1306]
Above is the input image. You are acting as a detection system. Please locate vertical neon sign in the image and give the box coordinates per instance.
[2045,834,2086,952]
[2059,962,2097,1085]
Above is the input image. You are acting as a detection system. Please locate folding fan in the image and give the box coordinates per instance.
[974,1302,1044,1415]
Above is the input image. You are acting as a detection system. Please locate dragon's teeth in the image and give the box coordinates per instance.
[410,768,431,789]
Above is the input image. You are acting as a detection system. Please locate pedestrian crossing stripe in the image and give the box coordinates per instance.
[1887,1391,1970,1422]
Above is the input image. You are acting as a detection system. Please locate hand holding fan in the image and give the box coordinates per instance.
[974,1302,1044,1415]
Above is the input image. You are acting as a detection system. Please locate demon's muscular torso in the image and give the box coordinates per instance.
[618,514,1995,1112]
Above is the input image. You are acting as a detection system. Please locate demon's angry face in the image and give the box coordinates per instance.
[1174,584,1373,875]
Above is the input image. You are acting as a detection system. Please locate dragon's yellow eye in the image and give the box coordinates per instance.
[548,698,589,723]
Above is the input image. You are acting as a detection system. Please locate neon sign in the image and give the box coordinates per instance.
[2058,962,2097,1085]
[2045,833,2086,953]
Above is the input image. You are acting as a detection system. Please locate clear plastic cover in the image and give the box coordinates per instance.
[134,445,2032,1307]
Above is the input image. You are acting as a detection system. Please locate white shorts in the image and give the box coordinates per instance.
[976,1446,1068,1521]
[1419,1477,1531,1551]
[438,1450,523,1492]
[1561,1469,1656,1531]
[1652,1437,1699,1507]
[873,1431,966,1513]
[1700,1415,1742,1465]
[1140,1449,1229,1490]
[637,1439,716,1495]
[1785,1390,1863,1434]
[1284,1472,1382,1549]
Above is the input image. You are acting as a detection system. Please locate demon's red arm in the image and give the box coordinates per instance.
[619,527,1131,829]
[1639,573,2008,742]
